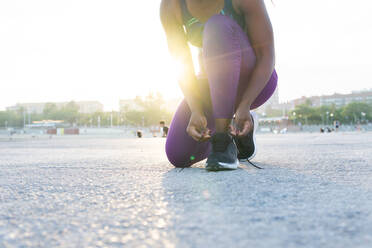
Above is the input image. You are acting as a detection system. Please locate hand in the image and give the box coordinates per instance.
[231,105,253,137]
[187,112,211,142]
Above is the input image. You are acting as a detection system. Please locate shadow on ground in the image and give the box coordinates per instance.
[161,163,372,248]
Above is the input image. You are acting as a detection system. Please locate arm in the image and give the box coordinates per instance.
[237,0,275,109]
[160,0,203,114]
[160,0,210,141]
[232,0,275,135]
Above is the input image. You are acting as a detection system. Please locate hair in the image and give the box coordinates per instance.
[159,121,165,125]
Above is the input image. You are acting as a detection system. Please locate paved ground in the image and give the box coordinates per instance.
[1,132,372,248]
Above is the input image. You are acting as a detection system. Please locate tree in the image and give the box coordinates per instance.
[342,102,371,123]
[305,99,312,106]
[290,104,316,124]
[43,103,58,119]
[264,106,283,117]
[60,101,79,125]
[0,111,23,128]
[134,92,171,126]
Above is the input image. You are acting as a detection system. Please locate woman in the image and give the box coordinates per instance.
[160,0,277,171]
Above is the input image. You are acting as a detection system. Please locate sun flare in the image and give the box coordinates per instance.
[157,45,202,98]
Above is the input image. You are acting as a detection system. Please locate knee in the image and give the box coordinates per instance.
[165,141,193,168]
[166,153,193,168]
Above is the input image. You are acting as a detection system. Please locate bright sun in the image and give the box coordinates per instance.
[157,45,201,99]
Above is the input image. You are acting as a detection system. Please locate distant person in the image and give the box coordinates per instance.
[159,121,169,137]
[356,122,361,131]
[150,125,159,137]
[334,120,340,132]
[160,0,277,170]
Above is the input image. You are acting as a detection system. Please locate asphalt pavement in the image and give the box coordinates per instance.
[1,132,372,247]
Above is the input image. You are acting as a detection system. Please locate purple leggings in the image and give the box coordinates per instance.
[165,14,278,168]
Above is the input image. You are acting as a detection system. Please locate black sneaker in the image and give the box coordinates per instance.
[206,132,239,171]
[234,112,258,161]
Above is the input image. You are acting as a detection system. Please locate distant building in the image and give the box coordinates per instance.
[6,101,103,114]
[292,89,372,108]
[256,87,283,115]
[255,88,372,117]
[77,101,104,114]
[6,102,46,114]
[266,86,280,107]
[119,97,182,113]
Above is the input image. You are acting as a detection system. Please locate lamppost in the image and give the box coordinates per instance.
[326,111,329,126]
[330,113,334,126]
[292,112,296,125]
[110,111,113,128]
[361,112,366,124]
[23,110,26,128]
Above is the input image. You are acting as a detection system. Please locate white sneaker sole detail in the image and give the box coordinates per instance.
[217,158,239,169]
[206,158,239,170]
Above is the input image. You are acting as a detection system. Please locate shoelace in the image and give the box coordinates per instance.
[211,135,230,152]
[243,159,263,169]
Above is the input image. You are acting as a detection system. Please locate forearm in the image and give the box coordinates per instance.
[238,55,274,109]
[237,0,275,109]
[178,63,204,114]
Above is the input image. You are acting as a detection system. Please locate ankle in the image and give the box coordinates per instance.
[215,118,232,133]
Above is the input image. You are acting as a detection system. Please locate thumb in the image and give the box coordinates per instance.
[238,121,250,136]
[229,124,237,136]
[201,116,208,127]
[188,126,203,141]
[236,118,245,133]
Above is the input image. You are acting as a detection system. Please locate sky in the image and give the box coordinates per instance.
[0,0,371,111]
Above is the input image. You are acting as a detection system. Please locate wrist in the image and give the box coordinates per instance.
[189,101,204,115]
[238,100,251,110]
[191,108,204,116]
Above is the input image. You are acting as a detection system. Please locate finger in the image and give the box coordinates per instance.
[238,121,250,137]
[200,117,208,129]
[199,129,211,142]
[188,127,203,141]
[204,128,211,136]
[236,119,245,134]
[233,119,241,135]
[229,124,237,136]
[199,134,211,142]
[199,128,210,136]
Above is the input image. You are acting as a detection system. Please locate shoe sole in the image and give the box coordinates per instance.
[206,159,239,171]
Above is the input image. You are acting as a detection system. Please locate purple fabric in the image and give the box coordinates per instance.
[165,14,278,167]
